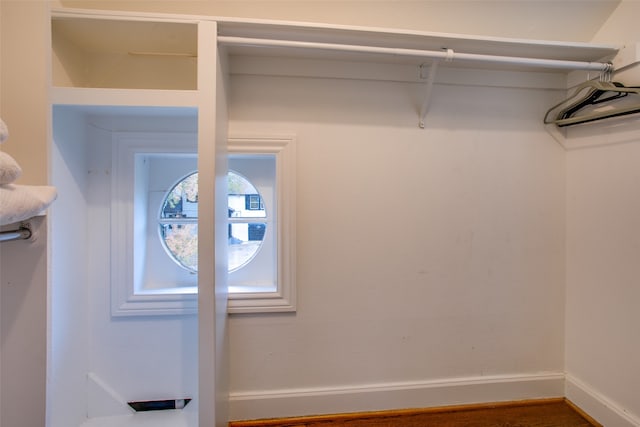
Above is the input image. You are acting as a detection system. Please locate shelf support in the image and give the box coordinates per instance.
[419,61,440,129]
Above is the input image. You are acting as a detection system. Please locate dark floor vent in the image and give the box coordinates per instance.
[128,398,191,412]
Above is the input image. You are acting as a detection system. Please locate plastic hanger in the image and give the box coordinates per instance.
[544,79,640,127]
[556,82,628,120]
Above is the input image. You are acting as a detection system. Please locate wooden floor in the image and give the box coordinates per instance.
[229,398,600,427]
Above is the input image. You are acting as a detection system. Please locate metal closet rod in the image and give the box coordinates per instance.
[217,36,612,72]
[0,226,32,243]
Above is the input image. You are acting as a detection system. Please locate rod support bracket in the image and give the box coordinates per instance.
[418,61,440,128]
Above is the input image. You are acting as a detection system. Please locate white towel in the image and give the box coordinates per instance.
[0,118,8,144]
[0,151,22,184]
[0,184,57,226]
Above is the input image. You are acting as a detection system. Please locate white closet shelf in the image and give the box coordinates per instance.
[51,87,199,107]
[50,7,621,125]
[215,18,619,72]
[53,8,619,73]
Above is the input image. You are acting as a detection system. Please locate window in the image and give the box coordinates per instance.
[227,171,267,272]
[225,137,297,313]
[157,170,268,274]
[111,133,296,316]
[159,171,199,273]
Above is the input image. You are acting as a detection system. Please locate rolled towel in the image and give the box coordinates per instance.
[0,118,8,144]
[0,184,57,226]
[0,151,22,184]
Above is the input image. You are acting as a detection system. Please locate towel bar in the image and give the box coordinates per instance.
[0,226,32,242]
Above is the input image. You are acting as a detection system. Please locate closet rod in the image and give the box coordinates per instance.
[218,36,612,72]
[0,227,32,243]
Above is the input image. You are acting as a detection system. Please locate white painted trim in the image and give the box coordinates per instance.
[229,373,565,421]
[227,135,297,314]
[109,132,295,316]
[565,375,640,427]
[111,131,198,316]
[51,88,199,107]
[197,19,223,427]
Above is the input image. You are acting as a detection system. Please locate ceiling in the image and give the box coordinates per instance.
[57,0,622,43]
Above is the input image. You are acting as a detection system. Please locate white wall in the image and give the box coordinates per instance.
[226,71,567,419]
[565,138,640,426]
[1,2,51,427]
[562,2,640,426]
[49,110,201,426]
[49,107,91,427]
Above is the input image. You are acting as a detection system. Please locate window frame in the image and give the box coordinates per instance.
[110,132,296,316]
[227,136,297,314]
[111,132,199,316]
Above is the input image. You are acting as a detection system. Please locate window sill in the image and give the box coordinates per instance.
[113,285,294,316]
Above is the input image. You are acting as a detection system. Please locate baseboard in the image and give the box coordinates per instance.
[229,372,565,421]
[565,375,640,427]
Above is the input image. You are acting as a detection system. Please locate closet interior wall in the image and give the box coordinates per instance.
[563,3,640,423]
[226,53,569,420]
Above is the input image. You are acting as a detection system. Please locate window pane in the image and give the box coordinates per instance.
[228,171,266,218]
[159,171,199,272]
[227,170,267,271]
[229,222,267,271]
[161,172,198,219]
[160,223,198,272]
[158,170,268,274]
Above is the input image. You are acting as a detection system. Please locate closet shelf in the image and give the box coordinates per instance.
[53,8,619,75]
[216,18,619,73]
[51,87,199,108]
[50,8,621,126]
[52,11,198,91]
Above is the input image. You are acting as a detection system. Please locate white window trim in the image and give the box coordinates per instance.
[228,135,297,314]
[111,132,296,316]
[111,132,198,316]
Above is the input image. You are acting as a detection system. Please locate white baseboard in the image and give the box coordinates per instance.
[229,372,565,421]
[565,375,640,427]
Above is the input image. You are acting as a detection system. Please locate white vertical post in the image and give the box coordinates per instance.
[198,19,228,427]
